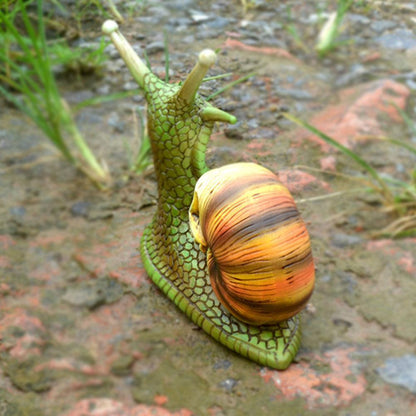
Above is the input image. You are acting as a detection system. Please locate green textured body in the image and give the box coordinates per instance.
[102,20,302,369]
[139,72,301,369]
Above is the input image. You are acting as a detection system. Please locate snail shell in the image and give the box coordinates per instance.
[189,162,315,326]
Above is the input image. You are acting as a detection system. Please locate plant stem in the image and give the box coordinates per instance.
[0,0,111,188]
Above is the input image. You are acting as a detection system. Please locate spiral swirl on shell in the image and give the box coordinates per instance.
[189,162,315,326]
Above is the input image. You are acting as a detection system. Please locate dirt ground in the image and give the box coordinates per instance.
[1,1,416,415]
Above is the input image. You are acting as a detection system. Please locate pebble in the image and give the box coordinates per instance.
[189,10,211,23]
[347,13,371,25]
[224,123,245,140]
[146,41,165,55]
[135,15,163,26]
[331,233,364,248]
[205,16,232,30]
[62,278,124,309]
[108,113,125,133]
[213,359,232,370]
[123,81,139,91]
[376,28,416,50]
[274,87,313,100]
[9,206,26,218]
[146,6,170,19]
[105,43,121,59]
[166,17,193,29]
[219,378,238,391]
[370,20,397,33]
[165,0,195,10]
[105,59,125,73]
[63,283,107,309]
[377,355,416,393]
[406,79,416,90]
[70,201,90,217]
[96,84,111,95]
[337,271,357,295]
[335,64,369,88]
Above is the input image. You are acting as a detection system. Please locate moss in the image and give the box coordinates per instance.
[3,357,54,393]
[0,391,43,416]
[111,355,135,376]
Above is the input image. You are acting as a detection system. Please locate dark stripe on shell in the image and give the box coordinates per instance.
[203,174,278,230]
[207,249,314,325]
[209,203,300,254]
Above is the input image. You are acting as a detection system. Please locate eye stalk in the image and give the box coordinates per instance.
[102,21,237,126]
[178,49,217,104]
[102,20,150,89]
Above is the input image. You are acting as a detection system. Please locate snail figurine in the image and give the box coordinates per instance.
[103,20,315,370]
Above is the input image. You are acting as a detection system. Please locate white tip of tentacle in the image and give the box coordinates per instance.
[198,49,217,67]
[102,20,119,35]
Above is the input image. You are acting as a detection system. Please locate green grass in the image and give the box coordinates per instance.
[131,109,152,174]
[315,0,354,57]
[283,112,416,238]
[205,71,256,101]
[50,36,109,77]
[284,6,308,52]
[0,0,111,187]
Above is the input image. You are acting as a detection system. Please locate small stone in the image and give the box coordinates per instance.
[337,271,357,295]
[146,41,165,55]
[370,20,397,33]
[224,122,246,140]
[213,359,232,370]
[377,355,416,393]
[62,278,124,309]
[62,283,106,309]
[189,10,211,23]
[335,64,369,88]
[123,81,139,91]
[70,201,90,217]
[406,79,416,91]
[206,17,231,30]
[9,206,26,218]
[331,233,363,248]
[108,113,125,133]
[105,59,125,73]
[104,43,121,59]
[274,87,313,100]
[219,378,238,391]
[376,29,416,50]
[165,0,194,10]
[96,84,111,95]
[347,13,370,25]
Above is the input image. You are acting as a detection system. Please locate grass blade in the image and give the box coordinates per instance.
[206,71,256,101]
[385,137,416,156]
[164,30,170,82]
[282,112,394,202]
[0,0,111,187]
[202,73,233,82]
[73,89,140,112]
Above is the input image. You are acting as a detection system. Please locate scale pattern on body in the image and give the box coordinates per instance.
[104,20,312,369]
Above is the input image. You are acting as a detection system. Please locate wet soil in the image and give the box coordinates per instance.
[1,1,416,415]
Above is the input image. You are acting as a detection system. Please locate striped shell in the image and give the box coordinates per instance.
[189,162,315,326]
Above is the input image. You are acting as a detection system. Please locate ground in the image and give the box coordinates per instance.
[1,1,416,415]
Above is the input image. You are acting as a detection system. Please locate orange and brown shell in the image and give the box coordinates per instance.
[189,163,315,326]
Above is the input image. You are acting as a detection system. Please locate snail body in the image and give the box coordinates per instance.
[189,163,315,326]
[103,20,314,370]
